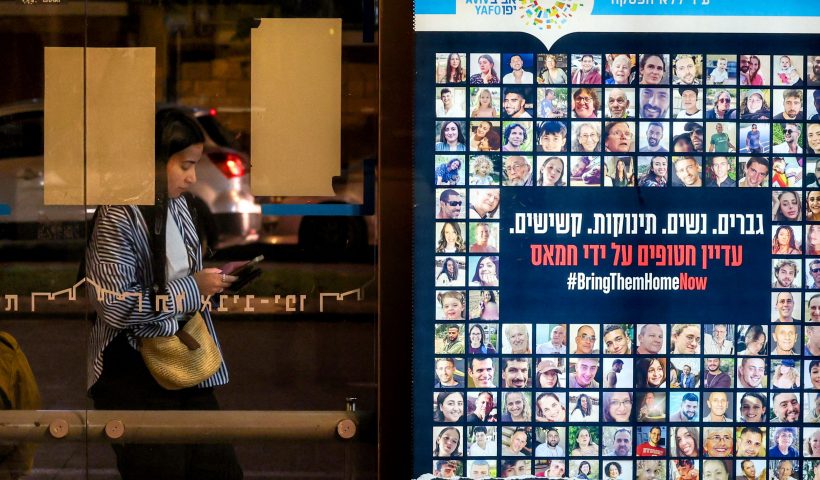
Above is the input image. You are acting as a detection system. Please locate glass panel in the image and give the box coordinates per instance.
[2,0,377,478]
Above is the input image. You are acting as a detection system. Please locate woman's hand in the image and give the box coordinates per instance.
[193,268,237,296]
[480,270,499,286]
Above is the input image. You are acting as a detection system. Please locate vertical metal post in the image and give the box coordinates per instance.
[344,397,357,480]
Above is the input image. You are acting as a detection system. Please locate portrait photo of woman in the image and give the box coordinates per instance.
[572,123,601,152]
[435,156,464,186]
[740,89,771,120]
[500,391,531,422]
[467,324,497,355]
[569,393,599,422]
[602,392,633,423]
[435,221,466,253]
[470,53,500,85]
[635,358,667,388]
[637,391,666,422]
[538,53,568,85]
[772,190,802,222]
[435,121,467,152]
[437,52,466,84]
[572,88,601,119]
[434,391,465,422]
[468,289,499,322]
[470,121,502,152]
[569,427,600,456]
[470,255,499,287]
[433,426,463,457]
[502,323,531,354]
[772,225,802,254]
[435,256,465,287]
[535,392,566,423]
[672,426,699,457]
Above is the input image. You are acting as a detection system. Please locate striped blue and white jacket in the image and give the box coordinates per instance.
[85,196,228,390]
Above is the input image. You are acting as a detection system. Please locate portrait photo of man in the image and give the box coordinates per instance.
[772,260,799,289]
[738,157,769,187]
[636,324,665,355]
[673,54,701,85]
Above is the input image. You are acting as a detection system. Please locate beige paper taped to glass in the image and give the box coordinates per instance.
[44,47,155,205]
[251,18,340,196]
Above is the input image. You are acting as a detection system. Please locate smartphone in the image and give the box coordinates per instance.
[222,255,264,278]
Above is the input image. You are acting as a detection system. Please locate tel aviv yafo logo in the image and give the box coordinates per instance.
[519,0,585,29]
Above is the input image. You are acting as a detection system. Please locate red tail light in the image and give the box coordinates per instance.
[209,152,246,178]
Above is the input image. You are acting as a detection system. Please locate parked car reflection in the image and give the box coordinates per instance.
[0,100,260,251]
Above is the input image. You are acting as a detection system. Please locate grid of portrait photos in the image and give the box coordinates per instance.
[431,51,820,479]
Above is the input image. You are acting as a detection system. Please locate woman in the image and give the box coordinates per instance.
[701,460,730,480]
[436,257,461,286]
[808,225,820,255]
[706,90,737,119]
[501,391,531,422]
[436,121,467,151]
[674,426,700,457]
[808,190,820,221]
[740,90,770,120]
[569,394,594,421]
[538,156,566,186]
[669,366,681,388]
[638,392,665,422]
[602,392,632,422]
[604,462,622,480]
[504,324,531,354]
[810,395,820,423]
[804,428,820,457]
[772,360,800,389]
[537,360,563,388]
[772,225,801,254]
[576,461,592,480]
[437,291,464,320]
[470,189,500,219]
[436,222,466,253]
[436,158,462,185]
[808,123,820,155]
[470,54,499,85]
[740,55,764,86]
[738,325,766,356]
[442,53,466,83]
[433,427,462,457]
[606,54,633,84]
[434,392,464,422]
[573,123,601,152]
[536,392,566,422]
[471,255,499,287]
[635,358,667,388]
[738,391,767,422]
[470,121,494,150]
[502,123,527,151]
[611,157,631,186]
[572,88,600,118]
[466,391,497,423]
[638,156,668,187]
[570,428,600,456]
[539,54,567,84]
[477,130,501,151]
[471,88,498,117]
[470,222,497,253]
[85,110,243,479]
[467,324,496,354]
[470,289,499,321]
[773,191,801,221]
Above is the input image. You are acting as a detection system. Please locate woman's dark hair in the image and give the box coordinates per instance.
[605,462,622,476]
[439,121,465,145]
[438,257,459,282]
[434,392,463,422]
[469,324,486,347]
[145,109,205,292]
[446,53,465,82]
[574,394,592,416]
[471,255,499,284]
